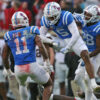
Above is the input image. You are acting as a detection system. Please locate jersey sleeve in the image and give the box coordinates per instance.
[62,11,74,26]
[30,26,40,35]
[40,16,50,28]
[73,13,83,25]
[4,32,11,43]
[94,24,100,35]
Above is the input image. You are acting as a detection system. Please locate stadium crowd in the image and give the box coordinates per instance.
[0,0,100,100]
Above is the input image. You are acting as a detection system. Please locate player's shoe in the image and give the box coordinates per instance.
[93,86,100,99]
[91,79,100,95]
[77,91,85,99]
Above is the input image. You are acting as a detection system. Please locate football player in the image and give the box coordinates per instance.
[2,11,53,100]
[74,5,100,100]
[40,2,99,91]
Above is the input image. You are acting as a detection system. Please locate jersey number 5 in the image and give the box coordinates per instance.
[14,37,29,55]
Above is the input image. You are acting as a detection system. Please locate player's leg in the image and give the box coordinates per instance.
[0,70,7,100]
[26,77,39,100]
[19,85,29,100]
[55,61,67,95]
[14,64,30,100]
[8,77,21,100]
[3,68,21,100]
[80,50,95,81]
[85,73,98,100]
[74,62,86,92]
[74,54,99,100]
[72,37,98,89]
[29,62,53,100]
[84,57,99,100]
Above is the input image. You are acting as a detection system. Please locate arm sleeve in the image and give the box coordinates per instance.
[4,32,10,43]
[73,13,84,26]
[40,26,48,35]
[63,12,74,26]
[30,26,40,35]
[65,20,80,49]
[40,26,54,44]
[95,25,100,35]
[41,16,50,28]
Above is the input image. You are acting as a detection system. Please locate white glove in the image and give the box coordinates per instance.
[3,68,14,77]
[4,69,16,82]
[60,47,69,54]
[91,79,98,90]
[3,68,8,77]
[6,69,18,89]
[49,65,54,73]
[52,41,61,51]
[52,41,59,47]
[6,69,13,75]
[44,59,54,74]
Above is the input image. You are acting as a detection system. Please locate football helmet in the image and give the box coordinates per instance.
[44,2,61,25]
[83,5,100,23]
[11,11,29,28]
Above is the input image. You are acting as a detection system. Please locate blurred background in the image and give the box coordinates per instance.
[0,0,100,32]
[0,0,100,100]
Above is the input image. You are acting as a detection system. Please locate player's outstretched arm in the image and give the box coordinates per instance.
[2,43,14,76]
[67,20,80,49]
[2,44,10,70]
[90,34,100,57]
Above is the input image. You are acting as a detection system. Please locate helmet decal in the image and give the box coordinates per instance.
[11,11,29,28]
[15,12,18,25]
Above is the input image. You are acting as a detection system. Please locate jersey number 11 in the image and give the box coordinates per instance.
[14,37,29,55]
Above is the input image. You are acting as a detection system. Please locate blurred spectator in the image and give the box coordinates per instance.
[32,0,39,15]
[0,2,5,31]
[21,1,32,24]
[3,0,11,30]
[32,0,41,25]
[5,0,11,9]
[4,0,32,30]
[86,0,100,6]
[73,0,84,13]
[43,0,59,3]
[60,0,73,12]
[60,0,84,13]
[35,4,45,26]
[20,0,31,3]
[32,0,42,25]
[4,0,21,30]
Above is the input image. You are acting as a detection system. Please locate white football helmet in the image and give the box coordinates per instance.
[44,2,61,25]
[11,11,29,28]
[83,5,100,23]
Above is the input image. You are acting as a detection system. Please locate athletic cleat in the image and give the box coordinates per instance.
[93,86,100,99]
[77,91,85,99]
